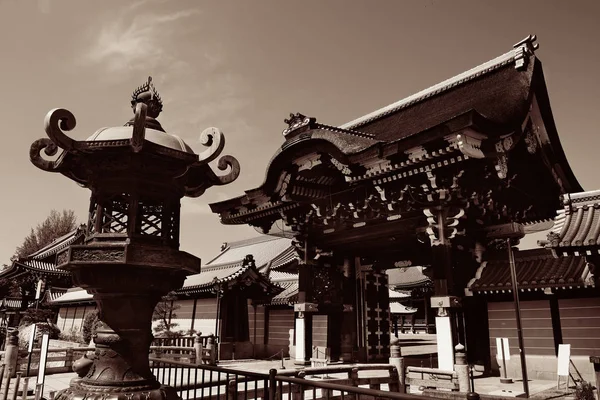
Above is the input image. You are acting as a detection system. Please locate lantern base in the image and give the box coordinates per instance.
[55,379,180,400]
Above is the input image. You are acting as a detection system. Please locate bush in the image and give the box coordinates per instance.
[37,322,60,340]
[58,327,85,344]
[575,381,595,400]
[82,310,101,345]
[18,322,60,350]
[19,308,55,327]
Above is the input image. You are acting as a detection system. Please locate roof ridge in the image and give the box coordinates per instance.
[563,190,600,207]
[315,123,378,140]
[339,43,529,131]
[28,224,85,259]
[202,260,244,271]
[228,235,284,248]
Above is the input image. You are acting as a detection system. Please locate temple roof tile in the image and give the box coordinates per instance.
[467,248,593,293]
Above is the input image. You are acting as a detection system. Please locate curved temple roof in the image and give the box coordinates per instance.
[210,36,582,226]
[540,190,600,255]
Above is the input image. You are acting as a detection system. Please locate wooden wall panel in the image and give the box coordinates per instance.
[57,308,68,331]
[559,297,600,357]
[488,300,555,356]
[312,315,328,348]
[191,298,218,336]
[267,309,294,347]
[170,299,194,333]
[248,304,265,345]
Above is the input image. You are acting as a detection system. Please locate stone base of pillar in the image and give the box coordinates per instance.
[435,316,455,371]
[294,317,307,364]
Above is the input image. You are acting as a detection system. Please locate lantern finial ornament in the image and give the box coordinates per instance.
[131,76,163,118]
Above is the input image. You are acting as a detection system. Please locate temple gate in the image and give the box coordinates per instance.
[210,36,582,366]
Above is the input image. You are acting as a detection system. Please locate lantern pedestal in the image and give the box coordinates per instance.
[55,260,189,400]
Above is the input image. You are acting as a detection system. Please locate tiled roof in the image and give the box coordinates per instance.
[270,247,300,271]
[19,259,69,275]
[339,37,537,140]
[44,287,69,302]
[51,288,94,304]
[467,249,594,294]
[390,303,418,314]
[387,267,431,289]
[541,190,600,254]
[179,235,296,294]
[27,225,85,260]
[0,226,84,280]
[207,236,293,268]
[1,298,26,309]
[182,261,249,291]
[270,281,298,305]
[389,288,411,300]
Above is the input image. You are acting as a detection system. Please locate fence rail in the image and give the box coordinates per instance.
[148,358,434,400]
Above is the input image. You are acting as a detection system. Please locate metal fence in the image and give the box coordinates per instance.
[149,358,435,400]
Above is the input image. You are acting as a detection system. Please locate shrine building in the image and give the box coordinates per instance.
[209,35,584,368]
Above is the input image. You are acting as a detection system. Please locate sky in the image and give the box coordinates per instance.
[0,0,598,264]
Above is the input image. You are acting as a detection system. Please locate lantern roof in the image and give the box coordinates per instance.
[30,77,240,197]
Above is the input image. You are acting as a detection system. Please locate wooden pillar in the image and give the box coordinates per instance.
[427,207,460,370]
[549,295,563,356]
[337,257,356,362]
[294,237,314,365]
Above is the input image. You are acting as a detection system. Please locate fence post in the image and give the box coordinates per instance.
[0,364,5,392]
[292,371,305,400]
[267,368,277,400]
[227,379,237,400]
[455,344,469,392]
[20,377,29,400]
[388,367,401,393]
[65,348,74,371]
[2,364,12,400]
[10,372,21,400]
[33,383,42,400]
[206,336,216,365]
[4,330,19,378]
[389,337,405,393]
[194,335,203,366]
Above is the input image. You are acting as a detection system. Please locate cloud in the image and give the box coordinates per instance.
[79,0,253,153]
[82,3,201,74]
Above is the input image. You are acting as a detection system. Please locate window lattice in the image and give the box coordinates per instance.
[101,194,129,233]
[138,200,163,236]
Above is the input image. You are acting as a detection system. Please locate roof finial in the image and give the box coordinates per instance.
[513,35,539,71]
[282,112,315,136]
[131,76,163,118]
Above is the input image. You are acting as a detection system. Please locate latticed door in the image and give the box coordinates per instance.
[363,270,391,361]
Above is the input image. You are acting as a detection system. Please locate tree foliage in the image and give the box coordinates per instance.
[19,307,55,327]
[82,310,101,344]
[15,209,78,259]
[152,292,181,337]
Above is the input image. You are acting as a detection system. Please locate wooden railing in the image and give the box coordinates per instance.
[16,347,95,376]
[5,340,218,378]
[152,335,216,348]
[405,366,459,391]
